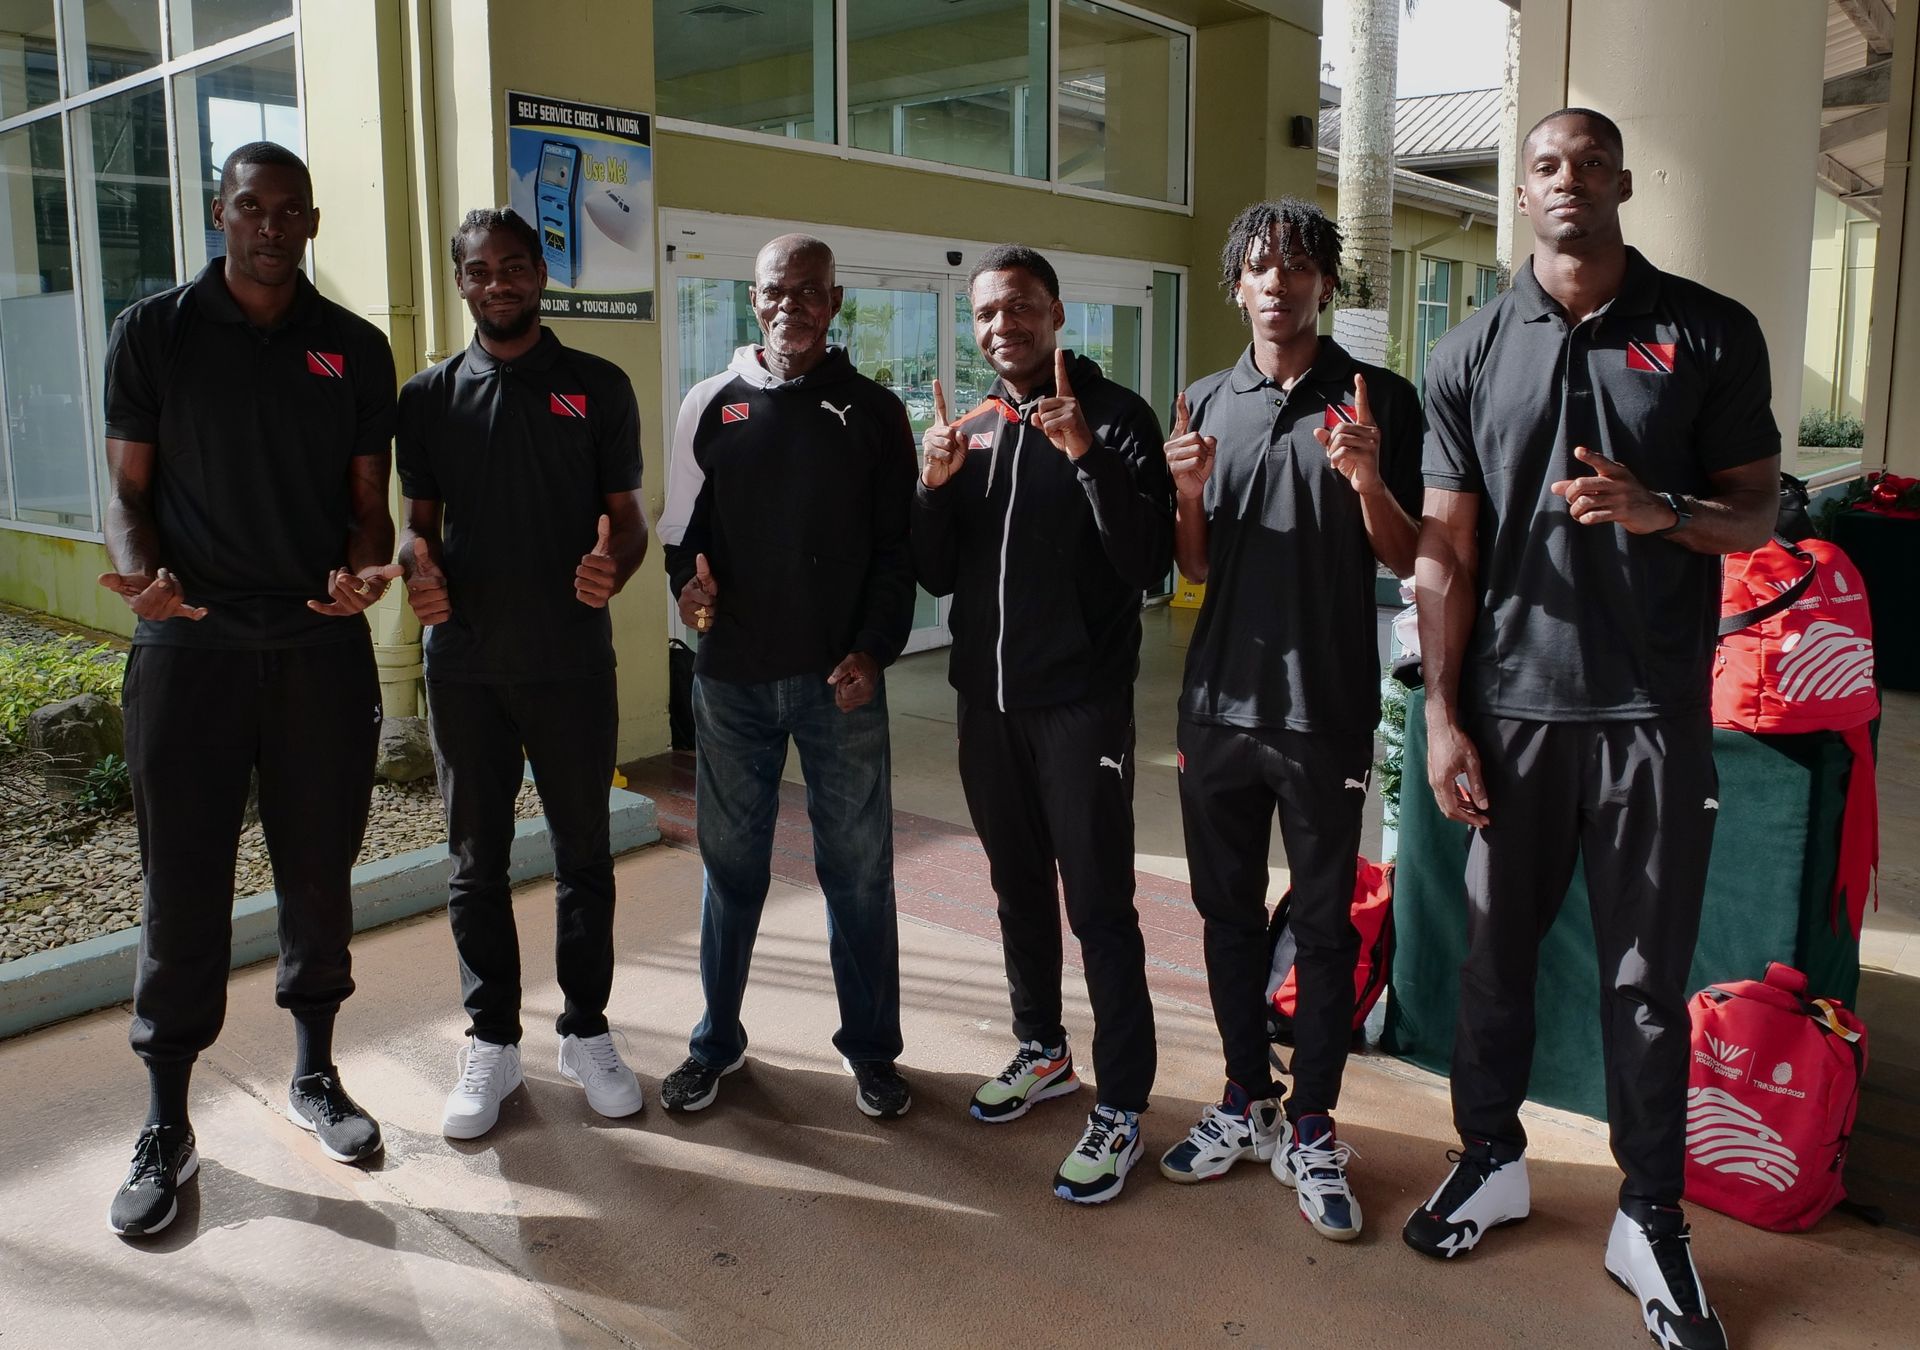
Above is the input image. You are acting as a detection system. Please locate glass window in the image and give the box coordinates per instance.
[674,276,757,406]
[1413,256,1453,390]
[1057,0,1188,204]
[174,36,297,273]
[0,122,90,527]
[67,0,163,89]
[167,0,288,50]
[1472,264,1499,310]
[1063,300,1142,392]
[81,82,176,334]
[847,0,1045,179]
[0,1,60,120]
[1150,268,1180,424]
[655,0,833,145]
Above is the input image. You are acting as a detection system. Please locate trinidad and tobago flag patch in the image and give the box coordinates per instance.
[549,392,587,418]
[1323,400,1359,429]
[967,431,994,451]
[1626,340,1676,374]
[306,351,345,378]
[720,402,750,424]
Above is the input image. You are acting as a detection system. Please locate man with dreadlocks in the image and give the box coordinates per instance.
[1157,197,1421,1240]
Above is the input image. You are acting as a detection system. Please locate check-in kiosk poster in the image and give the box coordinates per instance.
[506,91,654,322]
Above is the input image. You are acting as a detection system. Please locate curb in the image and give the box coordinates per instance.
[0,786,660,1042]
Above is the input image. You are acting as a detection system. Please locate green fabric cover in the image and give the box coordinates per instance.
[1383,687,1860,1121]
[1831,510,1920,691]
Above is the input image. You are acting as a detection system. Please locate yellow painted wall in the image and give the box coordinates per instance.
[1802,188,1877,423]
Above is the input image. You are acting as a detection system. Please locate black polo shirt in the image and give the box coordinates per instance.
[102,260,397,649]
[396,328,641,683]
[1179,339,1424,735]
[1423,247,1779,721]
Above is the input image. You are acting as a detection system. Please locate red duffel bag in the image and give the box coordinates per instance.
[1684,962,1868,1232]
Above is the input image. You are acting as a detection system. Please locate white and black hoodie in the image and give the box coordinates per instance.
[911,352,1172,711]
[660,345,917,684]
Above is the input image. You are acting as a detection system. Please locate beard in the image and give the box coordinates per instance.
[476,305,539,342]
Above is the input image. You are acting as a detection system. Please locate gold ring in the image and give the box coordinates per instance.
[353,578,372,595]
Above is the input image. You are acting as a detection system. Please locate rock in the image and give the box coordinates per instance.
[25,694,124,798]
[375,717,436,783]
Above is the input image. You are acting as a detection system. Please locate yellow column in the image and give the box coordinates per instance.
[1864,0,1920,474]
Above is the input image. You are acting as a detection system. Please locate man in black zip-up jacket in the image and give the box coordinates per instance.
[912,244,1171,1205]
[657,234,917,1122]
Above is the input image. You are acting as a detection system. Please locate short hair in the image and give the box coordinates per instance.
[755,233,835,283]
[1522,107,1625,162]
[219,141,312,201]
[450,207,541,267]
[967,244,1060,301]
[1218,197,1342,303]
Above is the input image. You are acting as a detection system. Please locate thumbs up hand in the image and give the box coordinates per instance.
[679,552,719,632]
[402,536,451,626]
[1034,348,1093,460]
[575,513,619,608]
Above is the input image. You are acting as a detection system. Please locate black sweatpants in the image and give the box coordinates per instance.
[1452,714,1718,1207]
[956,687,1156,1113]
[126,635,380,1064]
[1177,719,1371,1115]
[427,672,618,1047]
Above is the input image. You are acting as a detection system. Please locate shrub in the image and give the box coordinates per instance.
[77,752,131,813]
[0,636,126,748]
[1798,409,1865,449]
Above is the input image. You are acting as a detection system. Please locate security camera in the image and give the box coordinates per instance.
[946,250,963,267]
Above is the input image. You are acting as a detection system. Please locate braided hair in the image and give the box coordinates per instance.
[1218,197,1343,312]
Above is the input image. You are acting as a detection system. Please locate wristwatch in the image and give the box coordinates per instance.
[1652,491,1691,536]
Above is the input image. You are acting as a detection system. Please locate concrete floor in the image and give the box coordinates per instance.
[2,604,1916,1348]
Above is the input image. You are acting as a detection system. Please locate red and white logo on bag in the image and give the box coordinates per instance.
[1687,1086,1801,1193]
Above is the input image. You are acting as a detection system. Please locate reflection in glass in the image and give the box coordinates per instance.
[0,123,90,527]
[655,0,832,144]
[675,277,758,406]
[847,0,1044,179]
[84,83,176,335]
[71,0,164,89]
[174,37,298,273]
[168,0,288,51]
[0,1,59,121]
[829,286,938,432]
[1058,0,1188,204]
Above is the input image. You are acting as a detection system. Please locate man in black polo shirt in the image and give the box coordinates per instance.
[912,243,1170,1204]
[395,208,648,1141]
[657,234,916,1121]
[1158,198,1421,1243]
[1402,110,1777,1350]
[97,142,399,1237]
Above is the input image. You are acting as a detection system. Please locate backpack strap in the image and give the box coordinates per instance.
[1717,534,1818,638]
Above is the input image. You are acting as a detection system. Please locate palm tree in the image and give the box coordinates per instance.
[1332,0,1410,367]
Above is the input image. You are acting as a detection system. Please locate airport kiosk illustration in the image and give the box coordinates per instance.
[536,139,583,288]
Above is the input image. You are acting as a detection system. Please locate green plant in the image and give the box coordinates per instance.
[76,752,130,813]
[1376,674,1408,830]
[0,636,126,748]
[1382,332,1407,378]
[1797,409,1864,449]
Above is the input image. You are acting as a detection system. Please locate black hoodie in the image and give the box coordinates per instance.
[911,352,1172,711]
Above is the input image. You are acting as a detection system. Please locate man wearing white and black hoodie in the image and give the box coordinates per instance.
[913,244,1172,1205]
[657,234,918,1121]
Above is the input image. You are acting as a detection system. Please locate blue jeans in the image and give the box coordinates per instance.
[690,671,902,1067]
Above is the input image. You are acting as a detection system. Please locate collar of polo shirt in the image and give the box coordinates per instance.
[1513,245,1662,324]
[192,256,322,331]
[1226,335,1356,396]
[464,325,562,373]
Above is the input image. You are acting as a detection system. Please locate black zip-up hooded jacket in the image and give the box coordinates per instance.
[660,344,917,684]
[911,351,1172,711]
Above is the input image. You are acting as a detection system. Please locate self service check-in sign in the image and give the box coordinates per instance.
[506,91,655,322]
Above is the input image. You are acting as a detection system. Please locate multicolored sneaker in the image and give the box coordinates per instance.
[1604,1204,1729,1350]
[970,1040,1080,1123]
[1053,1105,1143,1205]
[1275,1113,1361,1240]
[1159,1081,1285,1182]
[1402,1138,1531,1259]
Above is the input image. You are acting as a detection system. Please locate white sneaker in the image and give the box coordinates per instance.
[1274,1113,1362,1241]
[442,1038,523,1139]
[1158,1082,1286,1183]
[558,1031,645,1119]
[1604,1206,1729,1350]
[1401,1140,1530,1258]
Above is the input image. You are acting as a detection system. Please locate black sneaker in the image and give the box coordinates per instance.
[289,1069,383,1163]
[1402,1138,1531,1259]
[107,1124,198,1237]
[844,1057,911,1119]
[660,1052,746,1111]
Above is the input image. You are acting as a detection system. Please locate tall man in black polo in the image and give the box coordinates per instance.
[913,244,1170,1204]
[657,234,917,1120]
[1158,199,1421,1244]
[396,208,648,1141]
[97,142,399,1237]
[1403,110,1778,1350]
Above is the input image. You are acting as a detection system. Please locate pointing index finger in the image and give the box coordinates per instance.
[1575,445,1627,478]
[1053,348,1072,399]
[1173,391,1190,437]
[932,377,950,427]
[1353,372,1373,426]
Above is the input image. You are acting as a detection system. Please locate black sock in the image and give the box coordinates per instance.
[145,1060,192,1131]
[293,1012,335,1080]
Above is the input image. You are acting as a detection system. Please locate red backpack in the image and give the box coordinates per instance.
[1713,535,1880,935]
[1684,962,1868,1232]
[1265,858,1394,1043]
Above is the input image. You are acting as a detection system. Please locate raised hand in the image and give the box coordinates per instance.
[827,650,879,713]
[96,567,207,622]
[1033,348,1093,459]
[920,378,969,489]
[402,536,451,626]
[308,562,403,616]
[1163,392,1217,501]
[1313,372,1384,496]
[575,513,619,608]
[679,552,719,633]
[1550,446,1672,532]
